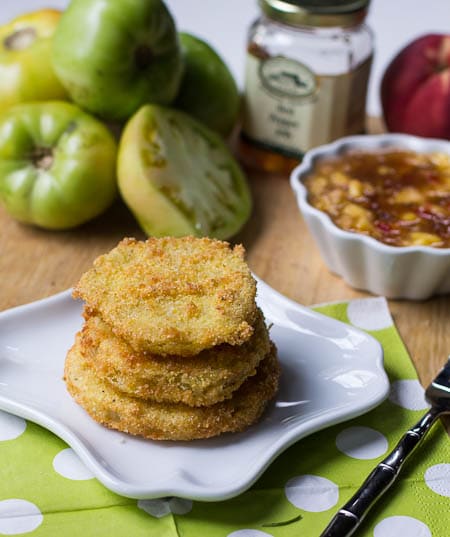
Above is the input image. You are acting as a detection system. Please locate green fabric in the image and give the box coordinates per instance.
[1,298,449,536]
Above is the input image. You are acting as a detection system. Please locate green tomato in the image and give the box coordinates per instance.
[117,104,251,239]
[52,0,183,122]
[0,101,118,229]
[0,9,68,114]
[174,33,240,137]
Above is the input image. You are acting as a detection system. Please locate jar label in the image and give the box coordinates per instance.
[241,53,372,159]
[259,57,317,100]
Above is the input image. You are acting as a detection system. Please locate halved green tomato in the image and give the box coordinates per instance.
[117,104,251,239]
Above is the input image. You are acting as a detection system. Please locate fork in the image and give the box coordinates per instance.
[320,356,450,537]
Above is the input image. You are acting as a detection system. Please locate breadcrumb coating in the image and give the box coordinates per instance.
[73,237,257,356]
[80,308,270,407]
[64,339,280,441]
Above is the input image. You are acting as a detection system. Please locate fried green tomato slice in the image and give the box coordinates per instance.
[73,237,258,356]
[80,308,270,407]
[64,339,280,441]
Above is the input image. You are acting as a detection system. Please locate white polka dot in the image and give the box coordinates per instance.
[138,498,192,518]
[389,380,430,411]
[0,499,43,535]
[138,499,170,518]
[424,463,450,497]
[53,448,94,480]
[347,298,393,331]
[168,498,193,515]
[227,530,272,537]
[336,426,388,459]
[374,515,431,537]
[0,411,26,441]
[285,474,339,512]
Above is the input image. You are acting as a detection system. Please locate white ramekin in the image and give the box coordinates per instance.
[290,134,450,300]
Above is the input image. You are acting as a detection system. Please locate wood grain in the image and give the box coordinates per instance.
[1,117,448,391]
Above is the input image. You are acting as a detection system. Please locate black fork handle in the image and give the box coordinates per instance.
[320,406,443,537]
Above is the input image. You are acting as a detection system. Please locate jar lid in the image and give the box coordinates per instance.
[259,0,370,28]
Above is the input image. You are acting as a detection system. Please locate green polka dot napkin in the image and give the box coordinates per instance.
[0,297,449,537]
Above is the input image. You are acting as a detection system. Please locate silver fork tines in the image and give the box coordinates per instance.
[320,356,450,537]
[427,358,450,403]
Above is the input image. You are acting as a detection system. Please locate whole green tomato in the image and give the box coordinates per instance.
[52,0,183,122]
[175,33,240,137]
[0,101,118,229]
[0,9,68,114]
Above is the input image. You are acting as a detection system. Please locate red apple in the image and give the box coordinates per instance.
[381,34,450,139]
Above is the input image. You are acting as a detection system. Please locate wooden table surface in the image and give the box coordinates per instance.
[1,127,449,392]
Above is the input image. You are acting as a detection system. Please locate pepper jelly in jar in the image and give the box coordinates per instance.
[239,0,374,174]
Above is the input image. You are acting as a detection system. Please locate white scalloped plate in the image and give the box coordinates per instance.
[0,278,388,501]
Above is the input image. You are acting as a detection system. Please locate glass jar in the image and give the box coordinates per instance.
[239,0,374,174]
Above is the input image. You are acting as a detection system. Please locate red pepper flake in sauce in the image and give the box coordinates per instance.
[304,150,450,248]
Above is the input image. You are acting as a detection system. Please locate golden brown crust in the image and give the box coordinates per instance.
[79,308,270,407]
[64,339,280,441]
[73,237,257,356]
